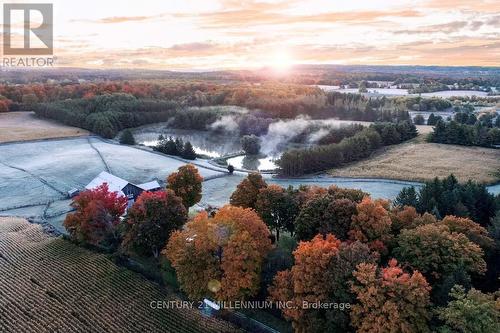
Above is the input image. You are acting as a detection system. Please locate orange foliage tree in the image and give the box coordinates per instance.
[64,183,127,246]
[268,234,341,332]
[166,164,203,208]
[390,206,438,232]
[164,205,272,300]
[229,172,267,209]
[350,259,431,333]
[349,197,392,255]
[440,215,494,251]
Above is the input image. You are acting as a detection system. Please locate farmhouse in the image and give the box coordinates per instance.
[85,171,161,206]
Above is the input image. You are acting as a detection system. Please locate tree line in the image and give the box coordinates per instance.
[153,135,197,160]
[64,168,500,333]
[428,119,500,147]
[277,121,418,176]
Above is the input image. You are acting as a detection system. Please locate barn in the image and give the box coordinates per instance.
[85,171,161,207]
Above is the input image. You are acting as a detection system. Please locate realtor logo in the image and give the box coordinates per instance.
[3,3,53,55]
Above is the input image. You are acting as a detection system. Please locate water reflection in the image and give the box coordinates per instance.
[132,125,242,158]
[226,155,278,171]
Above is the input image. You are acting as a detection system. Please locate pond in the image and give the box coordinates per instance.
[131,125,242,158]
[226,155,278,171]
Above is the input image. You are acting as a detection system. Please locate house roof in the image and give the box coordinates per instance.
[85,172,161,196]
[85,171,129,195]
[137,180,161,191]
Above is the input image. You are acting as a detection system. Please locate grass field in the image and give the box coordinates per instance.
[0,112,88,143]
[329,125,500,184]
[0,217,241,333]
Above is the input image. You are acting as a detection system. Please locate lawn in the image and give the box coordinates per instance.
[0,217,241,333]
[0,112,88,143]
[329,125,500,184]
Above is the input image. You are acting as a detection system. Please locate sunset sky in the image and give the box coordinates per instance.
[1,0,499,69]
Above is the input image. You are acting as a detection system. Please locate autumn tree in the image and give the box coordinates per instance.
[390,206,438,232]
[293,185,328,208]
[255,184,298,241]
[323,241,379,332]
[327,185,366,203]
[164,205,272,300]
[437,285,500,333]
[268,234,341,333]
[440,216,494,251]
[294,195,357,241]
[0,99,9,112]
[350,259,431,333]
[166,164,203,208]
[229,172,267,209]
[394,224,486,281]
[122,190,187,257]
[349,197,392,254]
[64,183,127,247]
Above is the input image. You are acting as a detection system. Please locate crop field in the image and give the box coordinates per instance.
[330,126,500,184]
[0,217,241,333]
[0,112,88,143]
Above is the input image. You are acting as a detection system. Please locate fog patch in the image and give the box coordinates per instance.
[210,115,239,132]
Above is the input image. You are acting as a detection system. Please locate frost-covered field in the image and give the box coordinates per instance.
[0,137,225,220]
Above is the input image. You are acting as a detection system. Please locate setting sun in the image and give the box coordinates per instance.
[268,50,294,72]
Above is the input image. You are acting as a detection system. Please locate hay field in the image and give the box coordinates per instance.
[0,112,88,143]
[330,126,500,183]
[0,217,240,333]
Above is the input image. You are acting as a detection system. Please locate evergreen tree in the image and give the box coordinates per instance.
[174,138,184,154]
[181,141,197,160]
[394,186,418,207]
[119,129,136,145]
[427,113,437,125]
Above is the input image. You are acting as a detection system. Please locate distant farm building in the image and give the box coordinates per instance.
[85,171,161,206]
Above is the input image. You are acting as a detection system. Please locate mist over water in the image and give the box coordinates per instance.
[259,116,366,154]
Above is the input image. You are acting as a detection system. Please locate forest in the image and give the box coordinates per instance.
[63,165,500,333]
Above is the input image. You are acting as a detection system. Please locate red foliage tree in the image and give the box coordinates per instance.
[64,183,127,246]
[122,190,187,257]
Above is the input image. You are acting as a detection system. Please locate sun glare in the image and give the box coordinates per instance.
[268,50,294,72]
